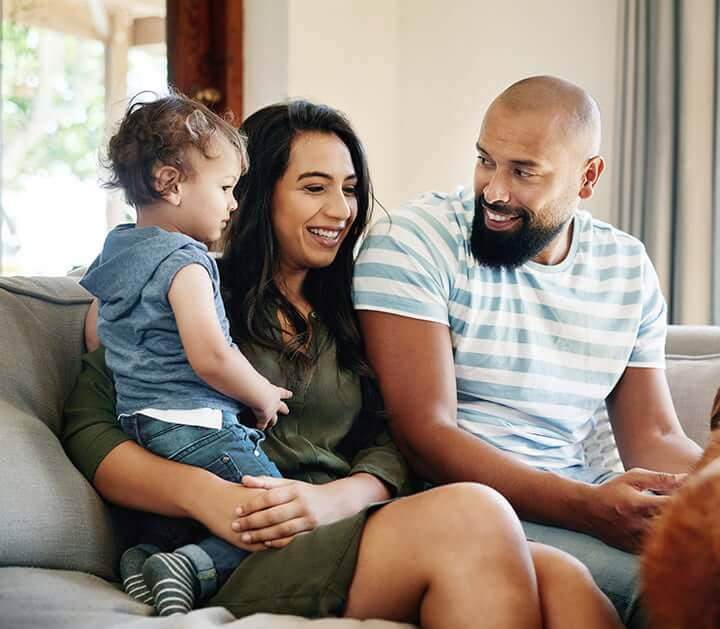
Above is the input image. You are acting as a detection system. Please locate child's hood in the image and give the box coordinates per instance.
[80,224,202,320]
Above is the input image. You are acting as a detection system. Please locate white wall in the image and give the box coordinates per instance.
[287,0,400,215]
[244,0,620,221]
[396,0,619,220]
[244,0,290,115]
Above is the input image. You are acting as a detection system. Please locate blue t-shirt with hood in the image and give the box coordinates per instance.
[80,224,243,418]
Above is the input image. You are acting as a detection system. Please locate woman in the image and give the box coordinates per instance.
[63,100,621,629]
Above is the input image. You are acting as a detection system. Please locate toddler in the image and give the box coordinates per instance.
[80,93,292,616]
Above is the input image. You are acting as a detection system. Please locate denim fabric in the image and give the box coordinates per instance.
[176,540,248,602]
[120,411,281,600]
[120,411,281,479]
[522,467,646,629]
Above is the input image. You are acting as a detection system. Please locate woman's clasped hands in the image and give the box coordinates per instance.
[232,475,362,549]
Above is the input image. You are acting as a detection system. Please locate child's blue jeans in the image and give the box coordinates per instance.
[120,411,282,601]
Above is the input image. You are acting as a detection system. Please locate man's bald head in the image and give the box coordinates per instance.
[472,76,607,268]
[489,75,602,157]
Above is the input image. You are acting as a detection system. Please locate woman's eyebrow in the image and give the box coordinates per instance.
[297,171,332,181]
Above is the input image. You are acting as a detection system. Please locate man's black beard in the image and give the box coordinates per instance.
[470,195,565,269]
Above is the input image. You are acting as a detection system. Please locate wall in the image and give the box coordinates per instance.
[287,0,400,214]
[244,0,620,220]
[243,0,289,116]
[395,0,619,220]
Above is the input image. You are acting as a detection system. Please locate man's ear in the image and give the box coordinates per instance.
[578,156,605,200]
[154,165,183,206]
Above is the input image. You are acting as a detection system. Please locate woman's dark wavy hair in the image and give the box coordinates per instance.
[219,100,382,452]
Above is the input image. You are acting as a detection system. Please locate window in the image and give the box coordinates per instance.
[1,0,166,276]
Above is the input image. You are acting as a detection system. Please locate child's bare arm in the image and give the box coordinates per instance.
[168,264,292,427]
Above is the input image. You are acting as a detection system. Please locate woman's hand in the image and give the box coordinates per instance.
[232,473,391,548]
[185,472,272,552]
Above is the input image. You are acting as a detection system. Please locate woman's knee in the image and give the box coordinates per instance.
[414,483,525,547]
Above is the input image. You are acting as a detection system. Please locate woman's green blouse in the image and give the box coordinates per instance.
[61,321,411,496]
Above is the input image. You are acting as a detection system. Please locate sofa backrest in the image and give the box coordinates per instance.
[0,276,91,435]
[0,276,117,579]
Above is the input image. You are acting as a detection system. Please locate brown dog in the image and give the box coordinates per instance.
[640,387,720,629]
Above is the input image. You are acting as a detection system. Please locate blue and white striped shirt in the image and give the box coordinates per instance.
[353,188,667,470]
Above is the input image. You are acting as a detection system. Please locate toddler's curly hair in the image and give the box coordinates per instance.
[104,91,248,208]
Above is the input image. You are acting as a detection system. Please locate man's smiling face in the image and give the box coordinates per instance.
[471,102,589,268]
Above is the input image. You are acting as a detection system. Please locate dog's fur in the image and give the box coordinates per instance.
[640,388,720,628]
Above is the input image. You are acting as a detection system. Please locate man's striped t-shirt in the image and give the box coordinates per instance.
[353,188,667,471]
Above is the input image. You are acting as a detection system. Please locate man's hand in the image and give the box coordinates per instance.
[581,468,685,552]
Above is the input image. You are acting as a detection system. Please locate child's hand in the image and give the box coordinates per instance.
[251,380,292,430]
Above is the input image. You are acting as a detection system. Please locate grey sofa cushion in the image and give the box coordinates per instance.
[0,567,414,628]
[0,399,117,579]
[0,276,91,436]
[0,277,117,578]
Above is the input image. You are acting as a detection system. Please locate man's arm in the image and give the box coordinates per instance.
[607,366,702,472]
[359,310,683,552]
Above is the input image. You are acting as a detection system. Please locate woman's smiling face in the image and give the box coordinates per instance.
[271,132,358,275]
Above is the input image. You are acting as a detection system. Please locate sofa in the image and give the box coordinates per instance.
[1,275,719,629]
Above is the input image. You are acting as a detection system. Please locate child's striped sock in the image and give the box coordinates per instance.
[142,552,199,616]
[120,545,157,605]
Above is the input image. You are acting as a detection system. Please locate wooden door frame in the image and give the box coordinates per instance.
[166,0,244,119]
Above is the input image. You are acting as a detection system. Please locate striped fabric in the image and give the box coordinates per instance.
[353,188,667,471]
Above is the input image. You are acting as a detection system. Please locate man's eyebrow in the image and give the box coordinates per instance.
[476,143,542,168]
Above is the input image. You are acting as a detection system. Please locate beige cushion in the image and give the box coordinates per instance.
[666,352,720,447]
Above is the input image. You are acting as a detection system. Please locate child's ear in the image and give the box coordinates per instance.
[154,165,182,206]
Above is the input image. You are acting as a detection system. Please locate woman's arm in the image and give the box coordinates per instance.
[232,472,390,548]
[232,424,410,547]
[84,299,100,351]
[62,348,267,549]
[96,440,266,548]
[348,427,415,497]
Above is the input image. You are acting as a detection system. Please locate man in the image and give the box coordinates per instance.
[353,76,702,627]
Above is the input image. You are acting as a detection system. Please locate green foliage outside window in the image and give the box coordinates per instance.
[2,20,105,187]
